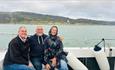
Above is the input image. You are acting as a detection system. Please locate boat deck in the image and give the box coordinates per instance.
[0,47,115,70]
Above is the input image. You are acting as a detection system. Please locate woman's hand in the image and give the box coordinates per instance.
[45,64,51,70]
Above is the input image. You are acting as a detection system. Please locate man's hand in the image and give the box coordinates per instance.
[45,64,51,70]
[59,36,64,41]
[28,62,33,67]
[51,57,57,66]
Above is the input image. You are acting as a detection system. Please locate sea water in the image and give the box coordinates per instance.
[0,24,115,49]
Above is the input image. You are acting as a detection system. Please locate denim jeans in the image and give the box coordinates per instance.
[3,64,33,70]
[50,59,68,70]
[30,58,43,70]
[58,60,68,70]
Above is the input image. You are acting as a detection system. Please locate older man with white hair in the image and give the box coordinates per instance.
[29,26,48,70]
[3,26,33,70]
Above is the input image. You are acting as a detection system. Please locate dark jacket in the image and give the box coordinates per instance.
[29,34,47,58]
[44,36,66,64]
[3,36,30,66]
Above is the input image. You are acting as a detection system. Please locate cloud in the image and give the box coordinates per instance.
[0,0,115,21]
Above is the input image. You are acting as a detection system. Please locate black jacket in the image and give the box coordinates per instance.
[44,36,66,64]
[29,34,47,58]
[3,36,30,66]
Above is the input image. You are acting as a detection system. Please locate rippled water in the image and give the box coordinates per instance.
[0,24,115,49]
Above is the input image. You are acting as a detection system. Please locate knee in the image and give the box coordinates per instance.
[32,61,42,70]
[59,60,68,70]
[31,60,42,67]
[33,62,42,67]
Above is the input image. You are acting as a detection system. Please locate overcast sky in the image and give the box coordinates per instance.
[0,0,115,21]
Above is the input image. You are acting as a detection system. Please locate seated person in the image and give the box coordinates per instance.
[44,26,68,70]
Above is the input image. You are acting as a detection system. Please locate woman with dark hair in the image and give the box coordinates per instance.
[44,26,68,70]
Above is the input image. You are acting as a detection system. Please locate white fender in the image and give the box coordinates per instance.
[93,49,110,70]
[0,59,3,70]
[67,52,88,70]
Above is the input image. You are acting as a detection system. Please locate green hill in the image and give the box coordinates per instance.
[0,11,115,25]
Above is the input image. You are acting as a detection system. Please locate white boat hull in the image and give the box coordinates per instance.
[0,47,115,70]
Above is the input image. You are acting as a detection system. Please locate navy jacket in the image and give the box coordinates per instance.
[29,34,47,58]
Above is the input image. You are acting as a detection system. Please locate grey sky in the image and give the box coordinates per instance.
[0,0,115,21]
